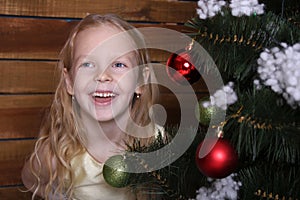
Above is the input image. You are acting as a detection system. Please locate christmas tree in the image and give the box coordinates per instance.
[103,0,300,199]
[185,0,300,199]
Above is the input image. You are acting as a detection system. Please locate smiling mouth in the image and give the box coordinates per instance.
[92,92,116,98]
[92,91,117,105]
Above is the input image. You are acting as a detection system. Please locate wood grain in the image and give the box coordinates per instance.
[0,95,52,138]
[0,17,195,60]
[0,186,33,200]
[0,17,77,59]
[0,94,53,109]
[0,108,46,139]
[0,61,59,93]
[0,140,36,185]
[0,0,196,23]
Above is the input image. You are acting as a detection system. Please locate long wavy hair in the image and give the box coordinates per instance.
[28,14,159,199]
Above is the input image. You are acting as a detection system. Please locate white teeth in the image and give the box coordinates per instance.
[92,92,116,98]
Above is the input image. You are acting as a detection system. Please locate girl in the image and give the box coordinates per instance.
[22,14,160,200]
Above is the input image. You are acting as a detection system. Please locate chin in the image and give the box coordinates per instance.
[95,114,114,122]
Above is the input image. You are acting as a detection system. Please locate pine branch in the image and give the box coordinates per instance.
[126,126,208,199]
[185,7,300,86]
[125,1,300,199]
[238,162,300,199]
[223,88,300,164]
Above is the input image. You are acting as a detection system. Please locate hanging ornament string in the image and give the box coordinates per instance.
[210,105,283,132]
[186,38,195,51]
[194,30,263,51]
[226,106,291,131]
[166,37,201,85]
[255,189,297,200]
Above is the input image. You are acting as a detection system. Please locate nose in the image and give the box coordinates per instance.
[95,69,112,82]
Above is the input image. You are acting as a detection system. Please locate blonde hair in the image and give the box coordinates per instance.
[28,14,158,199]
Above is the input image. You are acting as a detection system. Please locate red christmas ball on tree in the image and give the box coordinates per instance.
[195,138,238,179]
[166,49,201,85]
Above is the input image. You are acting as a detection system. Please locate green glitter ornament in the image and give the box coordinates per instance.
[103,155,131,188]
[196,97,218,126]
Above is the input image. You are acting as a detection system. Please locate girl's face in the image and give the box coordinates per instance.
[65,24,141,124]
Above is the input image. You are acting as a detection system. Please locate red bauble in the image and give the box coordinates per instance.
[166,49,201,85]
[195,138,238,179]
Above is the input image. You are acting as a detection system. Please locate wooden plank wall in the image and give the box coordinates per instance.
[0,0,207,199]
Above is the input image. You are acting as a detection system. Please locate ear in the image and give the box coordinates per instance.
[135,67,150,94]
[63,68,74,95]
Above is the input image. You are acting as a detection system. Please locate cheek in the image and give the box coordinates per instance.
[117,71,139,93]
[73,71,93,94]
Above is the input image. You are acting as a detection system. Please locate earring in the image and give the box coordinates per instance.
[136,93,141,99]
[72,96,75,101]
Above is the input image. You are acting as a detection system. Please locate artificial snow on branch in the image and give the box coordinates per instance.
[203,82,238,110]
[197,0,226,19]
[256,43,300,107]
[196,0,264,19]
[229,0,264,17]
[194,173,242,200]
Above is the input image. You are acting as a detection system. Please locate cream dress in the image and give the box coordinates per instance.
[65,125,165,200]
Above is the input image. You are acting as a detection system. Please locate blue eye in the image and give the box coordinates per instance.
[113,62,127,68]
[81,62,95,68]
